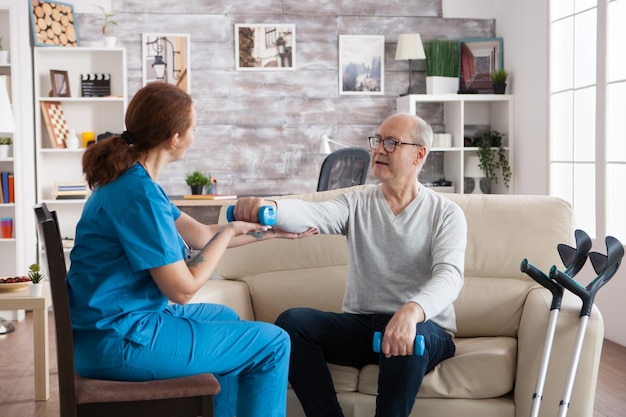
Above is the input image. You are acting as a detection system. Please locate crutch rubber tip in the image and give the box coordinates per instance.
[373,331,425,356]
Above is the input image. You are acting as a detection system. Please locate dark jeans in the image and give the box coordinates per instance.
[275,308,455,417]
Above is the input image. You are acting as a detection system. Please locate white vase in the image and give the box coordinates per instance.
[426,76,459,95]
[0,51,8,65]
[103,36,117,48]
[28,282,43,297]
[65,129,80,149]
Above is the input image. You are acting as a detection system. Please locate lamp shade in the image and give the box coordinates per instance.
[319,134,332,155]
[395,34,426,61]
[465,155,485,178]
[0,77,15,133]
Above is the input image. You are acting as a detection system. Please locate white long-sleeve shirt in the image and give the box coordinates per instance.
[275,185,467,334]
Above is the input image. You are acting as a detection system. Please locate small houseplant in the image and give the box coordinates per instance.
[185,170,210,195]
[28,263,45,297]
[95,5,117,47]
[424,39,460,94]
[490,69,508,94]
[475,130,511,190]
[0,137,12,158]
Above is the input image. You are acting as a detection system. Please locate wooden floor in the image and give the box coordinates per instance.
[0,312,625,417]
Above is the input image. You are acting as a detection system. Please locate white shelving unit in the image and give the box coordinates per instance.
[33,46,127,261]
[396,94,515,194]
[0,0,36,320]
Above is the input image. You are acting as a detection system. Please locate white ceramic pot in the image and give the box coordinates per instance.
[426,76,459,95]
[0,144,10,158]
[28,282,43,297]
[103,36,117,48]
[0,51,8,65]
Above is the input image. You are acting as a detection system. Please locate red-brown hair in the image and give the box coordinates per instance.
[82,83,193,189]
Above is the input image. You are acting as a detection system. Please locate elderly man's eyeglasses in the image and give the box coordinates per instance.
[368,136,422,153]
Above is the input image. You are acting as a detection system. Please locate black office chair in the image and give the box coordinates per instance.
[34,203,220,417]
[317,147,370,192]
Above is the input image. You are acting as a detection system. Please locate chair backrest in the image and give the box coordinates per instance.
[34,203,78,415]
[317,147,370,192]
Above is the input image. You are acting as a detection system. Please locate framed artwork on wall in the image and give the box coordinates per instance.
[235,24,295,70]
[339,35,384,95]
[142,33,191,93]
[29,0,79,47]
[458,37,504,93]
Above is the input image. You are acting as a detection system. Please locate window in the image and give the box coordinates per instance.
[550,0,626,242]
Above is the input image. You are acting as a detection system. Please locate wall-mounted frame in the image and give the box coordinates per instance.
[235,24,295,70]
[339,35,384,96]
[142,33,191,93]
[458,37,503,93]
[50,69,70,97]
[29,0,79,47]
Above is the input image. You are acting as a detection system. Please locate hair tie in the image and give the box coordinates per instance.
[121,131,135,146]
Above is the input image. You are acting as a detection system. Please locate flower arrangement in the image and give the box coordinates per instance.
[207,175,218,194]
[28,263,45,284]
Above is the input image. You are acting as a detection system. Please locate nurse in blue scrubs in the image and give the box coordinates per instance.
[66,82,317,417]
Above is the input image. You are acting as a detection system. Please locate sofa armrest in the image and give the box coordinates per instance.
[515,287,604,417]
[189,279,255,321]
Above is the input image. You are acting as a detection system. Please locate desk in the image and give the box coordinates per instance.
[171,198,234,225]
[0,289,51,401]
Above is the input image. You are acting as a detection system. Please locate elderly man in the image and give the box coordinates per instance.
[234,112,467,417]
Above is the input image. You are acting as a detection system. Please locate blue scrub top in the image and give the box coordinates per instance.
[67,163,186,368]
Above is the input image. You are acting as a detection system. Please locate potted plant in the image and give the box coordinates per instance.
[491,69,508,94]
[0,137,12,158]
[424,39,460,94]
[0,37,7,65]
[185,170,210,195]
[28,263,45,297]
[475,130,512,191]
[95,5,118,48]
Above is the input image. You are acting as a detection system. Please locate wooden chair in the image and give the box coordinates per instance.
[34,203,220,417]
[317,147,370,191]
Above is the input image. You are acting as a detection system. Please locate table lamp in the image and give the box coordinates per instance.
[395,33,426,96]
[465,155,487,194]
[319,134,349,155]
[0,77,15,133]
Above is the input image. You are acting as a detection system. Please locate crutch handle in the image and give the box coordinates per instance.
[549,267,602,317]
[521,259,564,310]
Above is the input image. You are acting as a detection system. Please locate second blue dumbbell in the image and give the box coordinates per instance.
[373,331,425,356]
[226,205,277,226]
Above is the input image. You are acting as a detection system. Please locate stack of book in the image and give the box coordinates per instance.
[0,171,14,204]
[53,182,88,200]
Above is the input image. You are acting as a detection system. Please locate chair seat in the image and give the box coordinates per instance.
[75,373,220,404]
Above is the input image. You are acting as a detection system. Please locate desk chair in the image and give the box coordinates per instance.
[317,147,370,192]
[34,203,220,417]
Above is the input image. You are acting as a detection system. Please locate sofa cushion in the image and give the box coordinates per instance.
[353,336,516,399]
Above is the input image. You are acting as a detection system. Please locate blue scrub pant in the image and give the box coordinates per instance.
[275,308,455,417]
[80,303,290,417]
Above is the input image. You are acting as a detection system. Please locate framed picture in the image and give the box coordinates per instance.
[339,35,384,95]
[142,33,191,93]
[235,24,295,70]
[458,37,503,93]
[40,101,68,148]
[50,69,70,97]
[29,0,79,47]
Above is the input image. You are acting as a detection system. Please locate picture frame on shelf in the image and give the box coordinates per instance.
[339,35,384,96]
[50,69,70,97]
[40,101,68,148]
[458,37,504,94]
[142,33,191,93]
[235,24,295,71]
[29,0,79,47]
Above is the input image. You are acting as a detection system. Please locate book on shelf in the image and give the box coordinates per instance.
[182,194,238,200]
[53,182,88,200]
[0,171,11,204]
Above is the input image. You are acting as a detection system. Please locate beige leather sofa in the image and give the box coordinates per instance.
[191,185,604,417]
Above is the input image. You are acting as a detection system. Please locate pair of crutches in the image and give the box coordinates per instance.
[521,229,624,417]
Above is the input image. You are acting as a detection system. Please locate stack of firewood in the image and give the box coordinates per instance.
[31,0,78,47]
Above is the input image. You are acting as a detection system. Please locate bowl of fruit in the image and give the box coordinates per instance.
[0,276,30,292]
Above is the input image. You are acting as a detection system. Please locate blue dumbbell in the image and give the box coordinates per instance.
[226,205,277,226]
[373,331,425,356]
